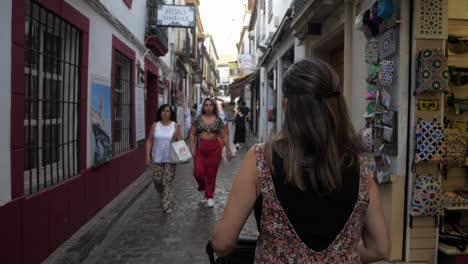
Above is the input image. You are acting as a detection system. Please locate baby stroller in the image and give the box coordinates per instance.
[206,237,257,264]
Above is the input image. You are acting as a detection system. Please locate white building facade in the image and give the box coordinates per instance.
[0,0,214,263]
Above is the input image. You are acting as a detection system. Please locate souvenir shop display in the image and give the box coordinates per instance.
[417,98,440,111]
[378,28,396,60]
[365,39,380,64]
[448,35,468,54]
[394,0,468,259]
[410,10,468,258]
[442,190,468,209]
[439,223,468,252]
[414,118,445,164]
[415,49,450,95]
[374,111,398,156]
[449,66,468,86]
[414,0,448,40]
[377,0,394,19]
[374,153,392,184]
[357,124,374,153]
[410,174,442,216]
[358,0,399,185]
[379,60,394,87]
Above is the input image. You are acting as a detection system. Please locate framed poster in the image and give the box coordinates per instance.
[91,82,112,166]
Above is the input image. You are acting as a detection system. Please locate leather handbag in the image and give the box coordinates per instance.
[206,237,257,264]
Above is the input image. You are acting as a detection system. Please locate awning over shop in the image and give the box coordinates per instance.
[229,72,257,100]
[215,96,229,102]
[201,84,211,95]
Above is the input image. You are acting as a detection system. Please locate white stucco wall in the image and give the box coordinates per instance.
[275,37,294,131]
[258,67,267,142]
[294,38,305,62]
[0,0,12,205]
[66,0,146,168]
[162,27,177,72]
[266,0,292,34]
[99,0,147,43]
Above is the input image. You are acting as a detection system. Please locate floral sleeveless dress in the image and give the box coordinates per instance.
[253,144,370,263]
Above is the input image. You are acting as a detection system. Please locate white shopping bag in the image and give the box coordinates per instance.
[170,140,192,163]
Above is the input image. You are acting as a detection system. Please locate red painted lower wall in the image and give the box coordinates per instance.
[0,199,22,264]
[0,147,145,264]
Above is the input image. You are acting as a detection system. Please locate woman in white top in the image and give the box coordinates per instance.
[145,104,181,214]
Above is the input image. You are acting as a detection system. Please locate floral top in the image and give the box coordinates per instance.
[193,115,224,134]
[253,144,369,263]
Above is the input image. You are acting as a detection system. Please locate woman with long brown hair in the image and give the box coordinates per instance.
[190,98,232,208]
[212,59,389,262]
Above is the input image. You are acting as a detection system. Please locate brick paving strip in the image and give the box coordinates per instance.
[45,132,259,264]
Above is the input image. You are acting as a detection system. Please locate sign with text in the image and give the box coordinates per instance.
[238,54,253,70]
[157,4,195,28]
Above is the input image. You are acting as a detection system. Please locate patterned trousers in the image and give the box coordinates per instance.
[152,163,177,212]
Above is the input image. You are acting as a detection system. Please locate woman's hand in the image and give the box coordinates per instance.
[191,147,196,158]
[212,148,258,256]
[226,150,232,161]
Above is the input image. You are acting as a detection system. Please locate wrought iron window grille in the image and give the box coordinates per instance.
[24,0,81,194]
[113,51,133,156]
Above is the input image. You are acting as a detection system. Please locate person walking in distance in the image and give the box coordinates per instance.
[226,102,237,156]
[190,98,232,208]
[145,104,181,214]
[219,103,229,160]
[212,59,390,263]
[233,101,250,149]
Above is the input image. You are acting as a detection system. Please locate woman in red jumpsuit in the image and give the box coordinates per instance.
[190,98,232,208]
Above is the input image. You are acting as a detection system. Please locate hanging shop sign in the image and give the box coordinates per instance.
[157,4,195,28]
[238,54,253,70]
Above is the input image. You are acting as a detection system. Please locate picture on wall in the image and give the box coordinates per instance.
[91,82,112,166]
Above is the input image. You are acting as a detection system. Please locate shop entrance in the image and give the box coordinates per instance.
[145,71,158,136]
[330,44,344,91]
[266,69,276,141]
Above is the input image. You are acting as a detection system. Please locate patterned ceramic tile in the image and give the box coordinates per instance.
[414,0,448,39]
[415,49,450,94]
[378,28,396,59]
[380,60,394,87]
[365,39,379,64]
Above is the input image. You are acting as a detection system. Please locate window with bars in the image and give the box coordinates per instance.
[113,51,133,156]
[24,0,81,194]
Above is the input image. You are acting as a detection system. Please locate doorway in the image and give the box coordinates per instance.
[329,44,344,91]
[145,71,158,136]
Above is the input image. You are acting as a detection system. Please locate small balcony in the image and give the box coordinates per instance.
[146,0,169,56]
[176,39,193,62]
[291,0,310,20]
[177,28,198,65]
[188,53,200,71]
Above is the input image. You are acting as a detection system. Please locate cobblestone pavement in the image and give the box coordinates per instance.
[82,137,259,264]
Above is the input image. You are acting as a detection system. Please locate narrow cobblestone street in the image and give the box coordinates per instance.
[81,137,258,264]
